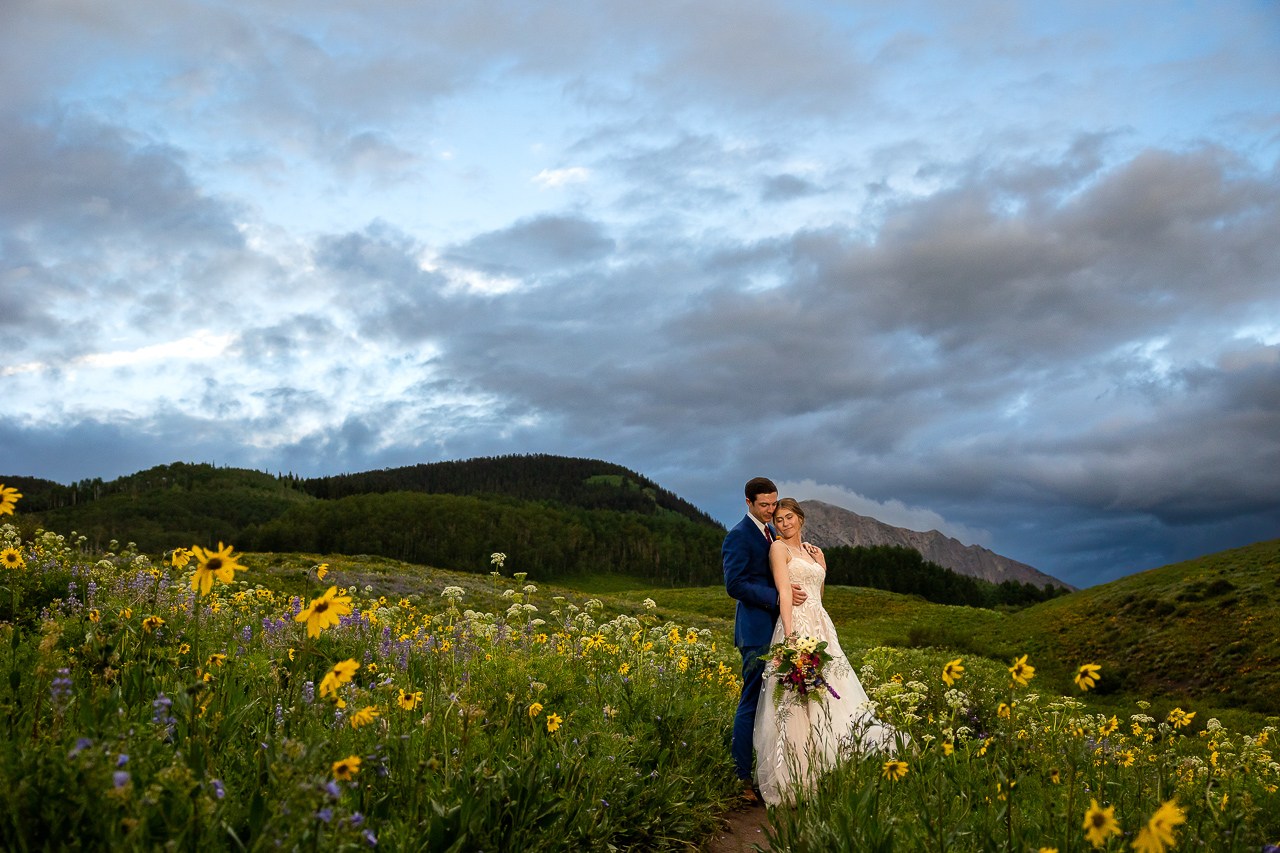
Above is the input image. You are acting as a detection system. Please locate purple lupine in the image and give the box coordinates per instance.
[50,668,73,709]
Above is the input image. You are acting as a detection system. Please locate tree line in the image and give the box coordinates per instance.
[242,491,726,587]
[822,544,1069,608]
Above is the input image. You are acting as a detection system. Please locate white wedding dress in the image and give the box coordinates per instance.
[753,544,895,805]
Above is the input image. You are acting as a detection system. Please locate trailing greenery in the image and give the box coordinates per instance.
[300,454,722,528]
[824,544,1070,610]
[241,491,727,587]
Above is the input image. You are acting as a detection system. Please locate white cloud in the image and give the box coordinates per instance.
[531,167,590,188]
[775,479,992,547]
[2,331,234,377]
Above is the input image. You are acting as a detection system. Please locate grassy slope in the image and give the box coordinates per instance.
[187,535,1280,733]
[990,537,1280,712]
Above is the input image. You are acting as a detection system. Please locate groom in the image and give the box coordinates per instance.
[723,476,809,802]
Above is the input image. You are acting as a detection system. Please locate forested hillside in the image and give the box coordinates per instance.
[301,454,721,527]
[9,463,313,550]
[241,491,724,585]
[824,544,1070,608]
[6,458,1065,606]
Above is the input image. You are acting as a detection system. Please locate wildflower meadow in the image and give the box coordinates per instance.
[1,483,1279,851]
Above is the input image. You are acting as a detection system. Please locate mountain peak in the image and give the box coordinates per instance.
[799,499,1075,591]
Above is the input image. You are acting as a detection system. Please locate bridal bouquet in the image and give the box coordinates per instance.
[762,635,840,706]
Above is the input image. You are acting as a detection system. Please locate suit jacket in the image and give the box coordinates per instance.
[723,514,779,647]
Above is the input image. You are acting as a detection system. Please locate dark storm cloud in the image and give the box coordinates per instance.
[0,116,242,249]
[444,215,615,276]
[315,142,1278,584]
[761,174,823,203]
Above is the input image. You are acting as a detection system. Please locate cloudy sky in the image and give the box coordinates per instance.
[2,0,1278,587]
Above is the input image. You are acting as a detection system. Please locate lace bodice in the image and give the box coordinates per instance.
[783,545,825,593]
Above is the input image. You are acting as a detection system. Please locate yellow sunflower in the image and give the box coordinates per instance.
[1083,799,1121,849]
[1008,654,1035,686]
[189,543,242,596]
[1075,662,1102,691]
[320,659,359,700]
[545,712,564,734]
[349,706,380,728]
[942,658,964,687]
[1,547,24,570]
[881,760,909,781]
[295,586,354,638]
[397,689,422,710]
[331,755,361,780]
[0,484,22,516]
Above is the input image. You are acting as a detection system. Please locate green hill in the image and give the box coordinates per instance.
[990,537,1280,713]
[241,491,725,586]
[9,463,314,550]
[301,454,722,527]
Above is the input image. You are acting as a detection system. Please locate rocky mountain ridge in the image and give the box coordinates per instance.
[799,499,1075,591]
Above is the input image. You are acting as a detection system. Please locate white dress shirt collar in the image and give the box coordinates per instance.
[747,513,771,540]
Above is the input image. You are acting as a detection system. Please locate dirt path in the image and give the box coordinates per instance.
[705,802,772,853]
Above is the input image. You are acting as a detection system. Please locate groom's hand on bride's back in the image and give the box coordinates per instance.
[791,584,808,605]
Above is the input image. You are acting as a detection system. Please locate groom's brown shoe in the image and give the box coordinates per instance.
[740,782,762,806]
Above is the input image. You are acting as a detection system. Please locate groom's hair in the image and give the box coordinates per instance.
[744,477,778,502]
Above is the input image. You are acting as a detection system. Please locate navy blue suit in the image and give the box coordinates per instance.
[723,514,779,781]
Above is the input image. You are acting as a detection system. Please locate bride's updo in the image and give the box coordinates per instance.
[774,497,805,527]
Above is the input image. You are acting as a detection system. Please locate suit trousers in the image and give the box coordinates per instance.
[731,641,771,781]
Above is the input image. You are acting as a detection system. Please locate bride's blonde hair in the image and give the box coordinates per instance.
[774,497,805,527]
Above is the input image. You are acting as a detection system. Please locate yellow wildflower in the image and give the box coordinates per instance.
[120,608,132,619]
[1041,849,1059,853]
[1147,799,1186,847]
[320,659,359,700]
[1008,654,1035,686]
[528,702,544,718]
[316,563,329,580]
[881,760,909,781]
[1167,708,1195,729]
[332,755,361,780]
[88,609,100,622]
[206,653,227,668]
[1,547,24,569]
[295,587,354,638]
[1099,716,1119,737]
[178,643,190,654]
[942,658,964,687]
[1083,799,1121,848]
[170,548,191,568]
[350,706,379,728]
[1075,662,1102,691]
[1116,749,1136,768]
[942,741,954,756]
[998,703,1011,719]
[142,615,165,633]
[1049,768,1061,784]
[397,689,422,710]
[618,663,631,675]
[546,712,563,733]
[190,543,241,596]
[0,484,22,516]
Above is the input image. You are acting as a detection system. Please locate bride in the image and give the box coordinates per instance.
[753,497,895,805]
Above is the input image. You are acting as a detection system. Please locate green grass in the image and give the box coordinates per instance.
[575,539,1280,729]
